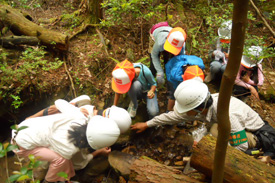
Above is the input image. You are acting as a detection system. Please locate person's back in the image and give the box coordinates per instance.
[211,94,264,129]
[14,112,86,159]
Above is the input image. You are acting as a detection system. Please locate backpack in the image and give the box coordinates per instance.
[165,55,205,89]
[254,122,275,159]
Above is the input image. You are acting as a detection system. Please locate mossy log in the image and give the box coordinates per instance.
[0,5,68,51]
[108,151,202,183]
[190,135,275,183]
[0,35,40,47]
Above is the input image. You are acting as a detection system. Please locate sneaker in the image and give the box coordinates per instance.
[127,101,137,118]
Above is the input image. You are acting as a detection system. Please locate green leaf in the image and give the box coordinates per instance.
[20,167,28,174]
[10,125,18,130]
[18,126,29,131]
[6,144,18,152]
[109,57,120,64]
[57,172,68,179]
[27,170,33,178]
[33,161,43,168]
[0,150,6,158]
[28,154,35,163]
[17,175,30,181]
[8,174,21,182]
[136,57,149,63]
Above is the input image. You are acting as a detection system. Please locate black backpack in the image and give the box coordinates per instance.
[254,122,275,159]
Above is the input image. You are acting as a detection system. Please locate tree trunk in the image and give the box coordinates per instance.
[0,5,68,51]
[0,36,40,47]
[108,151,202,183]
[191,135,275,183]
[88,0,103,23]
[213,1,249,182]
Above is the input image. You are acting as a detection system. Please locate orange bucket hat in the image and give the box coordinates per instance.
[164,27,187,55]
[182,65,205,82]
[112,60,135,94]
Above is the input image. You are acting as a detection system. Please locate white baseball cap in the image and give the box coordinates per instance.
[164,27,187,55]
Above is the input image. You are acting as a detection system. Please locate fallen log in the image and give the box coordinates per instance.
[0,5,68,51]
[0,35,40,47]
[108,151,202,183]
[190,135,275,183]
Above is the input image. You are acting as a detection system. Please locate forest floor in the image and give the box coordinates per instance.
[0,1,275,182]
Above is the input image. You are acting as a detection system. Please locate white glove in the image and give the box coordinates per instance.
[213,50,225,61]
[156,73,165,85]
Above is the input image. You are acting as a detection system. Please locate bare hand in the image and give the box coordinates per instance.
[80,108,89,117]
[224,52,229,59]
[249,86,259,99]
[257,156,271,164]
[92,147,111,157]
[131,122,148,133]
[241,74,250,83]
[99,147,111,156]
[147,90,155,99]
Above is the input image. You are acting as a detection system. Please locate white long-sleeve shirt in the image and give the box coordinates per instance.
[13,99,93,160]
[147,93,264,151]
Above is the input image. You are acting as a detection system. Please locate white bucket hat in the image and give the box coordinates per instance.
[218,20,232,40]
[241,46,263,68]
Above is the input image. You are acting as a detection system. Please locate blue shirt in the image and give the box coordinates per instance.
[134,63,157,92]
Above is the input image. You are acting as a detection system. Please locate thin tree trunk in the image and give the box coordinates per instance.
[212,0,249,182]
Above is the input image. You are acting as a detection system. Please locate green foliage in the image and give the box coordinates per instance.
[0,142,18,158]
[7,154,43,183]
[10,94,23,109]
[101,0,166,27]
[9,0,41,9]
[0,125,42,183]
[57,172,69,180]
[0,47,63,110]
[61,13,82,31]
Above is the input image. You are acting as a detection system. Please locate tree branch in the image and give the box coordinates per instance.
[249,0,275,37]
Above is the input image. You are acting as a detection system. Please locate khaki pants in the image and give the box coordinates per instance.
[210,123,257,149]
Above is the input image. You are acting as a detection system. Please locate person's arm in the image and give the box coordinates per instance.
[113,93,121,106]
[147,85,157,99]
[234,67,252,88]
[92,147,111,157]
[151,43,164,75]
[131,111,192,133]
[229,115,249,152]
[257,64,264,86]
[144,66,157,99]
[55,99,83,116]
[25,105,60,119]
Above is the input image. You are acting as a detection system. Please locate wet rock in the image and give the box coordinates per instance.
[74,156,110,183]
